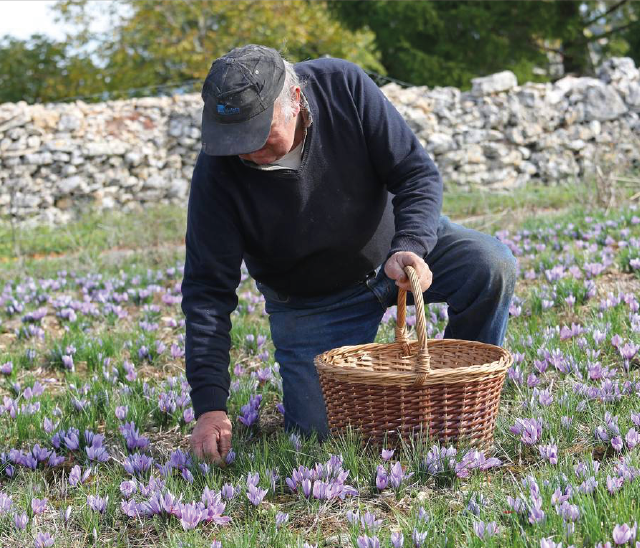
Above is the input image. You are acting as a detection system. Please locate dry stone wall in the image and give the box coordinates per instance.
[1,57,639,224]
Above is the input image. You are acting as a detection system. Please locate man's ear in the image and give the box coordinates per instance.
[293,87,302,115]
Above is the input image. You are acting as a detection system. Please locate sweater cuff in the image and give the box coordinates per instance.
[190,385,229,419]
[387,235,429,261]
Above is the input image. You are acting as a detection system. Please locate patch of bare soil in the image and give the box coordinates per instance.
[595,270,640,297]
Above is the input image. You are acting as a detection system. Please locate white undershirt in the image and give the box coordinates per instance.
[270,131,306,170]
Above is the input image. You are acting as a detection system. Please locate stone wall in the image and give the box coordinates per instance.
[1,57,640,224]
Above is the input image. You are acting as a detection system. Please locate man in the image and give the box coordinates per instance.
[182,44,517,465]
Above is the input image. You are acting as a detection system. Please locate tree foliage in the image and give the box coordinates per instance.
[329,0,640,88]
[52,0,384,100]
[0,34,102,104]
[1,1,639,104]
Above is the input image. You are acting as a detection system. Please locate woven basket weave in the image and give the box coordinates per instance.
[314,265,513,448]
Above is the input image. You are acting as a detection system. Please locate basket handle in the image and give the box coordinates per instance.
[395,265,431,380]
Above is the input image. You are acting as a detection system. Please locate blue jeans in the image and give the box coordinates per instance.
[255,215,517,440]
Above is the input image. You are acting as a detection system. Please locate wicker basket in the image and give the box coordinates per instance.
[314,265,513,448]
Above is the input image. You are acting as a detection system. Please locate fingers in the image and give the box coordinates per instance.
[218,426,232,462]
[190,435,203,460]
[203,430,222,465]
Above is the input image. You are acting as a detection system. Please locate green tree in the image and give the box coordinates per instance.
[54,0,385,100]
[328,0,640,88]
[0,34,103,104]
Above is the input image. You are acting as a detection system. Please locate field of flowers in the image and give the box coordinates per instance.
[0,187,639,548]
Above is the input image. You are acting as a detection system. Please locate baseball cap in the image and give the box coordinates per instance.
[200,44,286,156]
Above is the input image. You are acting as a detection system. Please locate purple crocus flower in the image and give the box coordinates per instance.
[611,436,624,452]
[178,502,205,530]
[510,418,543,445]
[275,512,289,528]
[123,453,154,476]
[62,355,74,371]
[375,466,388,490]
[390,531,404,548]
[612,522,637,545]
[539,538,562,548]
[357,536,380,548]
[246,482,267,506]
[183,407,194,423]
[221,483,235,500]
[120,479,138,498]
[13,512,28,530]
[381,449,395,461]
[87,494,108,514]
[619,343,639,361]
[389,461,413,489]
[412,528,428,547]
[34,532,55,548]
[473,521,500,539]
[538,443,558,464]
[626,428,639,449]
[63,431,80,451]
[32,498,47,515]
[1,361,13,375]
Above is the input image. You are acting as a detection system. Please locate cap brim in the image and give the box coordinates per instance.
[201,100,274,156]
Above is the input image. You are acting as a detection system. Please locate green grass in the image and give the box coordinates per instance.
[1,181,640,546]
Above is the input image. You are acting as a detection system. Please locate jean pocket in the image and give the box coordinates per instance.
[364,269,395,312]
[255,281,291,305]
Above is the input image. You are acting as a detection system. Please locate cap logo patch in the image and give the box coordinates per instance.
[217,104,240,115]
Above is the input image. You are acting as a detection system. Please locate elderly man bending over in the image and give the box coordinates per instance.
[181,44,517,464]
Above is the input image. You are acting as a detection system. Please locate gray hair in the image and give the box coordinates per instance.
[274,59,301,122]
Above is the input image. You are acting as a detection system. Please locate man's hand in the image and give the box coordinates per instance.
[190,410,232,466]
[384,251,433,293]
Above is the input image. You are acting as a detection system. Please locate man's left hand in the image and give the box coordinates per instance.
[384,251,433,293]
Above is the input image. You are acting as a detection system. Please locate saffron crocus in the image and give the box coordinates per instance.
[539,538,562,548]
[221,484,235,500]
[275,512,289,528]
[34,532,55,548]
[611,436,624,452]
[357,536,380,548]
[390,531,404,548]
[389,461,413,489]
[115,406,128,420]
[32,498,47,515]
[62,355,74,371]
[375,466,388,490]
[538,443,559,464]
[183,407,194,423]
[123,453,154,476]
[87,494,108,514]
[381,449,395,461]
[178,502,205,530]
[247,483,268,506]
[412,529,428,547]
[612,522,637,545]
[473,521,500,539]
[13,512,27,530]
[626,428,639,449]
[510,418,543,445]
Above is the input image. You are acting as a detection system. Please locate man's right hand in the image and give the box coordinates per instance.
[190,410,232,465]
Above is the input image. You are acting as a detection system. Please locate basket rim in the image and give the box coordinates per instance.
[314,338,513,386]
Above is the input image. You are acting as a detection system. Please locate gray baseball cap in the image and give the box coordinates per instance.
[201,44,286,156]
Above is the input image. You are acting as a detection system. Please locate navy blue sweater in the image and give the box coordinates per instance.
[181,58,443,418]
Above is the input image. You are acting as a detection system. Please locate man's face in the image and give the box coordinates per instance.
[238,92,300,165]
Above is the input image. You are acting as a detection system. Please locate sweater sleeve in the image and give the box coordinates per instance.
[349,63,443,259]
[181,151,244,419]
